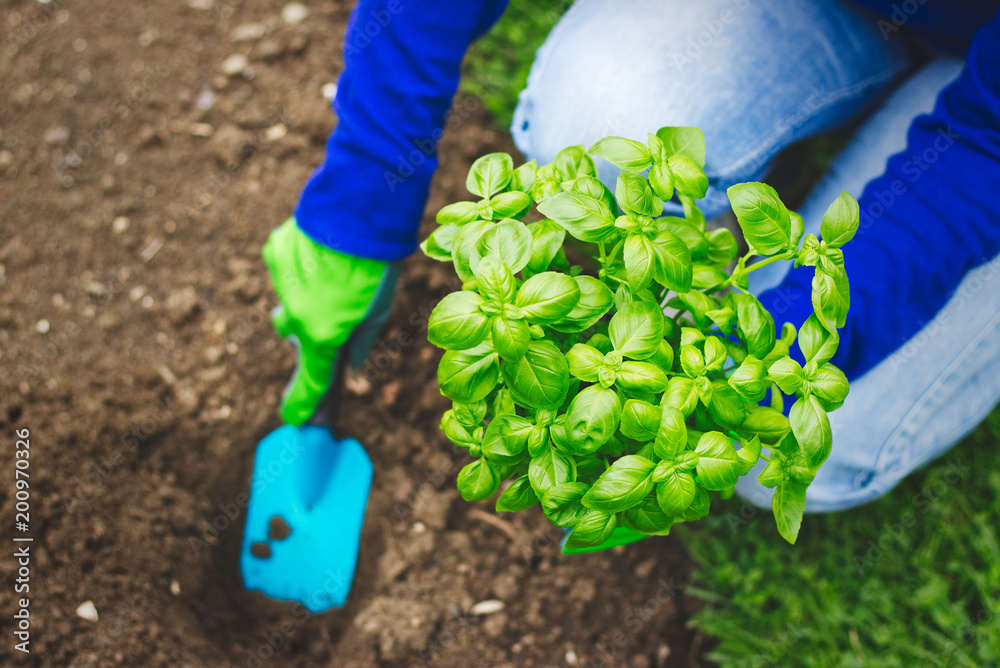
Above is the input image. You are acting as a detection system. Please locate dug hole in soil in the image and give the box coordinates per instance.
[0,1,709,665]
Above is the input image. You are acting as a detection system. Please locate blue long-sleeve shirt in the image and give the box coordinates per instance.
[296,0,1000,380]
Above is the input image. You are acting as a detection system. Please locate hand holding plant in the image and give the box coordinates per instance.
[421,127,858,546]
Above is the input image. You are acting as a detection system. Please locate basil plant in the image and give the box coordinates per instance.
[421,127,856,547]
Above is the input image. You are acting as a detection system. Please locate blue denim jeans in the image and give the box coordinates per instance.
[511,0,986,512]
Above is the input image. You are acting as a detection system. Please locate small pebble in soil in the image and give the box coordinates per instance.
[195,89,214,111]
[112,216,130,233]
[250,542,271,558]
[34,319,50,334]
[470,599,505,615]
[169,580,181,596]
[268,516,291,540]
[76,600,99,621]
[282,2,309,26]
[321,82,338,100]
[565,649,579,666]
[220,53,248,76]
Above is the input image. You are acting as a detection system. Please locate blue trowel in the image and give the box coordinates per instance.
[240,342,373,613]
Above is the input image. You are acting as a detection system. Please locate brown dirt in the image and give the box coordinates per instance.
[0,1,708,666]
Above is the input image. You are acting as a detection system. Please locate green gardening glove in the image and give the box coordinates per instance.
[262,218,399,426]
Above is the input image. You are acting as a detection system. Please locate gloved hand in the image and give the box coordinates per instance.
[262,218,399,426]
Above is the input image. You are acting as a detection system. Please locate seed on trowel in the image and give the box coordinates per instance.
[268,516,291,541]
[250,542,271,558]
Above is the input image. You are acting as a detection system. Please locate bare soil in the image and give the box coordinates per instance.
[0,1,708,666]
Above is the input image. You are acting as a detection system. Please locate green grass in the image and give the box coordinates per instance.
[462,0,575,130]
[679,410,1000,667]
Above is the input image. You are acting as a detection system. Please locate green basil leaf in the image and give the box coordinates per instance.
[616,173,662,217]
[452,220,491,282]
[798,313,839,365]
[467,152,513,198]
[491,316,531,360]
[438,342,500,403]
[819,191,860,249]
[624,234,656,293]
[473,220,532,275]
[703,336,727,371]
[481,414,532,464]
[707,379,746,429]
[662,377,698,417]
[812,269,848,332]
[550,275,615,333]
[679,344,705,378]
[562,385,622,455]
[536,191,617,243]
[656,469,697,516]
[726,182,794,256]
[677,290,716,330]
[509,160,537,194]
[457,458,500,501]
[732,292,776,359]
[668,154,708,199]
[790,395,832,469]
[808,363,849,410]
[441,410,479,450]
[772,479,807,544]
[516,272,581,323]
[552,144,597,181]
[526,220,566,274]
[677,486,708,521]
[581,455,656,512]
[691,264,729,291]
[609,300,665,359]
[655,126,706,166]
[693,431,740,491]
[528,447,576,496]
[428,291,490,350]
[566,343,604,383]
[500,340,570,410]
[728,354,768,402]
[648,163,674,201]
[490,190,532,219]
[532,164,562,203]
[588,136,652,172]
[541,482,590,527]
[653,406,688,460]
[616,361,669,393]
[492,387,517,418]
[525,424,548,458]
[757,456,784,488]
[699,233,733,275]
[569,174,619,216]
[475,256,517,303]
[624,497,679,535]
[650,229,694,293]
[496,475,539,512]
[789,210,805,249]
[621,399,662,441]
[420,223,462,261]
[769,356,805,395]
[452,400,488,427]
[736,435,762,476]
[565,508,617,548]
[738,405,791,445]
[436,201,482,226]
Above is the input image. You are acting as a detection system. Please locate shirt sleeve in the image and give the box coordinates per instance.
[295,0,509,260]
[760,8,1000,380]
